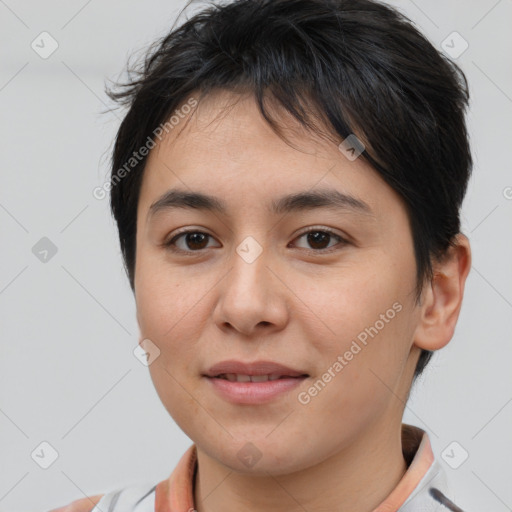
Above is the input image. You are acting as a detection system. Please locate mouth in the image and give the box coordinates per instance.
[212,373,308,382]
[204,359,308,378]
[203,360,309,404]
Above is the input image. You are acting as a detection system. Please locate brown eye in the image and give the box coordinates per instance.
[292,228,347,253]
[163,227,348,255]
[182,232,208,250]
[164,231,217,252]
[305,231,332,250]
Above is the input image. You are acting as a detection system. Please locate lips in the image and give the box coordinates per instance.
[216,373,296,382]
[204,360,309,380]
[204,360,309,404]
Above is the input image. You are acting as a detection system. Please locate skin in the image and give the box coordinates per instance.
[134,89,471,512]
[49,494,103,512]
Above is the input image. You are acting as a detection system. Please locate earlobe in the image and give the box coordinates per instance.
[413,234,472,351]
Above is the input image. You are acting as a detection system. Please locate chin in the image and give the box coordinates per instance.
[201,435,315,476]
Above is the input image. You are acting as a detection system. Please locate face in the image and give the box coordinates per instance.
[134,90,423,475]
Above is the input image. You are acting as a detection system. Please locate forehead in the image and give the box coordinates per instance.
[137,90,401,220]
[149,89,342,167]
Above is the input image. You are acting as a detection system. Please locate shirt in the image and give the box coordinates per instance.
[51,423,464,512]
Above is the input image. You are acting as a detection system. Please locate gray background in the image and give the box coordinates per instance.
[1,0,511,511]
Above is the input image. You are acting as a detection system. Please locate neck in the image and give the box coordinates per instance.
[193,419,408,512]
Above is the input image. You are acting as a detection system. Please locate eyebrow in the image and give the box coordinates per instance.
[148,187,373,220]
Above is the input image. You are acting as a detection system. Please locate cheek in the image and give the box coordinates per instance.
[294,307,414,449]
[134,251,219,390]
[147,358,204,440]
[297,258,406,341]
[135,251,195,337]
[135,256,208,429]
[295,255,415,394]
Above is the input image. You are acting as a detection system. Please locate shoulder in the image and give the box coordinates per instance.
[399,457,462,511]
[50,482,159,512]
[48,494,104,512]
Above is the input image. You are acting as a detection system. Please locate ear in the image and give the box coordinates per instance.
[413,233,471,351]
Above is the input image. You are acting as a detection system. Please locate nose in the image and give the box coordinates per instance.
[212,240,289,337]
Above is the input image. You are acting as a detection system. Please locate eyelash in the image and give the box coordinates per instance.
[162,227,348,255]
